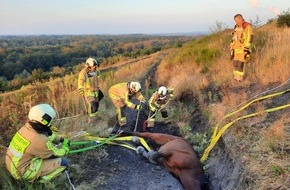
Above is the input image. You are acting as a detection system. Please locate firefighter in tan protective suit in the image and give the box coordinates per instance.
[78,58,103,118]
[109,81,145,127]
[147,86,174,131]
[5,104,70,183]
[230,14,253,81]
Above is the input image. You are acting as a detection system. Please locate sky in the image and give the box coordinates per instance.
[0,0,289,35]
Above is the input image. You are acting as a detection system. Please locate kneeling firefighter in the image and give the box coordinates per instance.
[5,104,70,183]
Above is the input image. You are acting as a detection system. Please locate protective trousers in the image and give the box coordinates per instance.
[117,106,127,127]
[147,110,169,129]
[232,52,246,81]
[86,96,99,117]
[19,157,66,182]
[37,158,67,183]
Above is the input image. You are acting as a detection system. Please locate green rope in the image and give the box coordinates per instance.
[68,134,118,154]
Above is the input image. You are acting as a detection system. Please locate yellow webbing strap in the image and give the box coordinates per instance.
[201,89,290,163]
[83,135,151,151]
[105,141,137,151]
[200,103,290,163]
[212,89,290,138]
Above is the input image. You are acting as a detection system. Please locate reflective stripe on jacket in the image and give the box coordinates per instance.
[78,68,100,97]
[5,123,66,181]
[231,21,253,53]
[149,91,169,111]
[109,82,145,109]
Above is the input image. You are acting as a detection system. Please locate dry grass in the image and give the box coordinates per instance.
[264,114,290,151]
[113,53,158,82]
[222,113,290,190]
[156,54,209,99]
[208,57,233,85]
[255,27,290,85]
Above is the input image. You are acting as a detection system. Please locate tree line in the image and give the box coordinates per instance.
[0,34,189,92]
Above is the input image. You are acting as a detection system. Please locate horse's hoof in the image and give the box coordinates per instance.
[148,150,158,164]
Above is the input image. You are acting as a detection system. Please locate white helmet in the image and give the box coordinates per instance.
[129,82,141,93]
[28,104,56,126]
[158,86,167,96]
[85,58,98,67]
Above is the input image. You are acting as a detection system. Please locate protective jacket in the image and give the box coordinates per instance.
[6,123,67,182]
[149,88,173,112]
[230,21,253,55]
[230,21,253,81]
[109,82,145,109]
[78,67,100,98]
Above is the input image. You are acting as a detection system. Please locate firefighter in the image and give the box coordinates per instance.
[108,81,145,127]
[78,58,104,118]
[5,104,70,183]
[147,86,174,130]
[230,14,253,81]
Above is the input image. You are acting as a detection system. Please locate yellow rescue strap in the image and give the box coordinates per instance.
[84,134,151,151]
[200,89,290,163]
[212,89,290,138]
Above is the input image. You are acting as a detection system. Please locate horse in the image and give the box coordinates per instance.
[134,132,207,190]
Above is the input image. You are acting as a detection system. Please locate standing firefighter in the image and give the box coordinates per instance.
[147,86,174,130]
[230,14,253,81]
[109,81,145,127]
[78,58,103,118]
[5,104,70,183]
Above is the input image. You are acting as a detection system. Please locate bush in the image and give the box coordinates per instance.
[277,10,290,27]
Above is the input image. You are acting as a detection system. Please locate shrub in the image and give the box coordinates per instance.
[277,10,290,27]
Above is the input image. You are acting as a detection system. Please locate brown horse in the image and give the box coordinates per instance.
[134,132,207,190]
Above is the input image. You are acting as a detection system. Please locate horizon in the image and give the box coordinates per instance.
[0,31,210,37]
[0,0,289,35]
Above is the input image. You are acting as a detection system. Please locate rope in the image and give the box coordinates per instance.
[134,101,142,132]
[65,170,76,190]
[200,87,290,163]
[146,100,171,122]
[84,135,151,151]
[68,134,119,154]
[212,88,290,138]
[143,100,171,131]
[68,135,151,153]
[230,77,290,113]
[55,114,82,121]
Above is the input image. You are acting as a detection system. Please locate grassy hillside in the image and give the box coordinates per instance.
[0,21,289,189]
[155,21,290,189]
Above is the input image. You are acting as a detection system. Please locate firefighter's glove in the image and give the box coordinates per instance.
[78,88,84,95]
[62,146,70,155]
[230,49,234,60]
[135,104,142,110]
[151,107,156,112]
[50,126,59,132]
[60,138,71,147]
[169,93,174,101]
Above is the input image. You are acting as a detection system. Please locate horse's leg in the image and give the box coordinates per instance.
[179,170,201,190]
[136,146,170,164]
